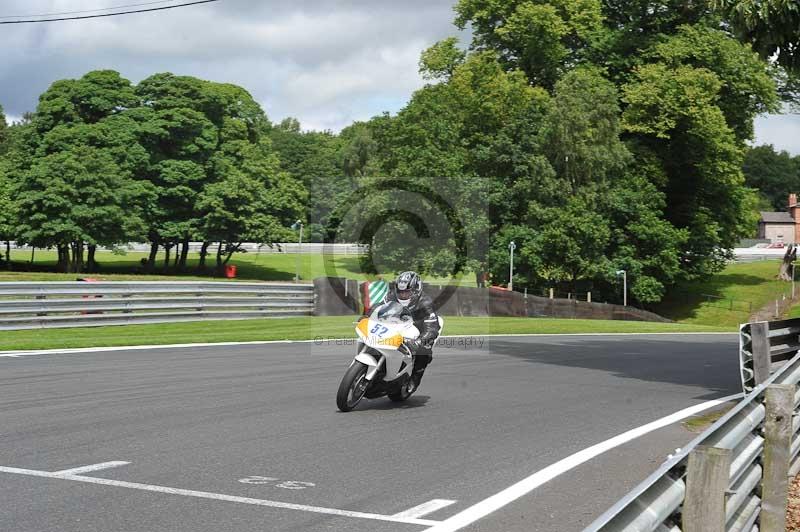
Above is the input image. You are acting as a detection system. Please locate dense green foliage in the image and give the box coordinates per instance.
[0,105,12,266]
[1,71,304,273]
[335,0,783,303]
[742,144,800,211]
[713,0,800,74]
[1,0,796,302]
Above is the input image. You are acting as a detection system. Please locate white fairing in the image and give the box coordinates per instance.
[354,352,381,380]
[354,303,422,382]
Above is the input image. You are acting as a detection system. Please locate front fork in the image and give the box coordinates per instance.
[353,343,384,381]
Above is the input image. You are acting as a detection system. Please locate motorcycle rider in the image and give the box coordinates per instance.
[383,271,440,391]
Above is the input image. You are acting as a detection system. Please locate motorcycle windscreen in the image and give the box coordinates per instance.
[370,301,412,323]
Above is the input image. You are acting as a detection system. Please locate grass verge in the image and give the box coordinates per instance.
[682,406,733,433]
[0,316,728,352]
[653,260,790,328]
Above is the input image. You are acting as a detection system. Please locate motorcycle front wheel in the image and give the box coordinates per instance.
[336,361,369,412]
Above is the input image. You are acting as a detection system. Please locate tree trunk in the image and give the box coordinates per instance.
[199,241,210,270]
[222,243,240,265]
[215,242,224,274]
[779,244,795,281]
[163,245,172,271]
[4,241,10,270]
[147,240,159,272]
[178,240,190,271]
[69,242,77,273]
[57,245,68,272]
[70,242,84,273]
[87,245,97,272]
[77,241,85,273]
[173,244,180,268]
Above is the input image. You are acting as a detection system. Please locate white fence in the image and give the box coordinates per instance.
[6,242,368,255]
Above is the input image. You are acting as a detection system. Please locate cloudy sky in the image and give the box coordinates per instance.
[1,0,798,153]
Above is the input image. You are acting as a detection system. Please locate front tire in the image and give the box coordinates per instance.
[337,361,369,412]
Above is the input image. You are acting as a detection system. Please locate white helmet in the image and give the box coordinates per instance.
[395,271,422,307]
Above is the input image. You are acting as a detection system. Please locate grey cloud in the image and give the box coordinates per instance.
[0,0,460,130]
[2,0,792,140]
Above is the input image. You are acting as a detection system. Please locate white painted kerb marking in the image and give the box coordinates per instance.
[393,499,457,519]
[0,332,736,358]
[52,461,130,476]
[0,465,439,527]
[422,393,744,532]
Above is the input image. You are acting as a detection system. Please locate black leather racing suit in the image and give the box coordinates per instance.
[384,292,440,373]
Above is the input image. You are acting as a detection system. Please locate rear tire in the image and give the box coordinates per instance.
[388,377,415,402]
[337,362,369,412]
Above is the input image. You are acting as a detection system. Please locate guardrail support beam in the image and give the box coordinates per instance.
[751,321,772,385]
[762,383,794,532]
[682,445,731,532]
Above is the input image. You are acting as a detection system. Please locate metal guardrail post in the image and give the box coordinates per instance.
[682,445,731,532]
[750,321,772,385]
[761,383,794,532]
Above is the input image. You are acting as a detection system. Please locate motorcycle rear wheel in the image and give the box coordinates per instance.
[388,376,415,402]
[336,361,369,412]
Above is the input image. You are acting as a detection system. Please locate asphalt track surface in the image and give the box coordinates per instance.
[0,334,741,532]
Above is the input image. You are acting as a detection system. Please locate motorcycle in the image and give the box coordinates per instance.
[336,301,443,412]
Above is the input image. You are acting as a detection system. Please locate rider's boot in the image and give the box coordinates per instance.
[411,369,424,391]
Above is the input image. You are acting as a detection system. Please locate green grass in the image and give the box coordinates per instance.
[4,249,475,285]
[682,405,733,433]
[653,260,790,328]
[0,316,726,352]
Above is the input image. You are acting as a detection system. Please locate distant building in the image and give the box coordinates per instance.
[758,194,800,244]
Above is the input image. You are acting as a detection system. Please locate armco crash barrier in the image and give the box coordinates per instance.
[0,279,668,327]
[586,317,800,532]
[0,281,315,330]
[312,279,670,322]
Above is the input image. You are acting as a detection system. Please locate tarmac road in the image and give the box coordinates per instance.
[0,333,740,532]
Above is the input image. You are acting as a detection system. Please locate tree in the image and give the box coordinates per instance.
[15,146,146,272]
[713,0,800,74]
[135,73,292,270]
[0,104,8,154]
[0,107,14,266]
[589,0,714,84]
[454,0,603,88]
[647,25,779,141]
[270,119,351,242]
[539,66,631,193]
[622,63,760,276]
[743,144,800,210]
[12,71,147,272]
[419,37,466,81]
[198,139,305,269]
[348,51,552,276]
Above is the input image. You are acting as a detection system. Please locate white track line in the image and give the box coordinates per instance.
[422,393,744,532]
[0,332,735,358]
[0,465,439,526]
[52,461,130,476]
[392,499,457,519]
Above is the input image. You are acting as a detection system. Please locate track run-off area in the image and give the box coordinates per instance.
[0,333,740,532]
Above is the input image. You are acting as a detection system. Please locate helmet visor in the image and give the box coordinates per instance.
[397,288,413,300]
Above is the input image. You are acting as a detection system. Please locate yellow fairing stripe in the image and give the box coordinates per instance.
[378,334,404,347]
[357,318,370,338]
